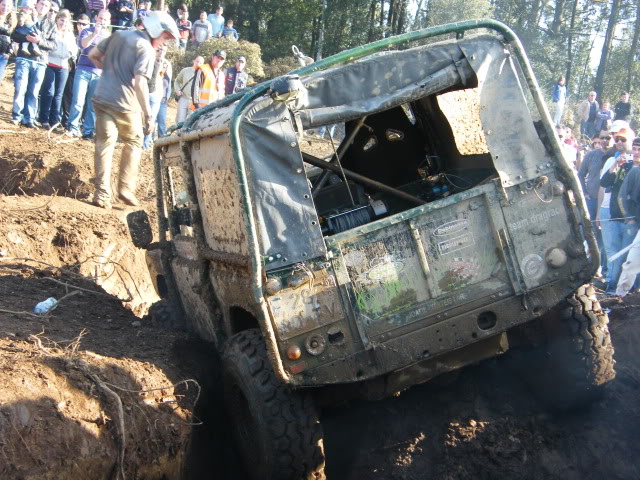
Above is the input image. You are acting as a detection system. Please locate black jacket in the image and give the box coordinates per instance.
[601,161,634,222]
[619,165,640,221]
[614,101,632,121]
[0,17,13,54]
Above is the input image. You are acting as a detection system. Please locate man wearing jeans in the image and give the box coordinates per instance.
[67,9,110,139]
[577,91,599,139]
[10,0,56,128]
[88,11,178,209]
[615,138,640,296]
[599,126,635,294]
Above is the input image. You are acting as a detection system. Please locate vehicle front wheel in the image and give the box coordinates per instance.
[222,329,326,480]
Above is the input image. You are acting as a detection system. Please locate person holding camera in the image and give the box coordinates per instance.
[599,126,636,295]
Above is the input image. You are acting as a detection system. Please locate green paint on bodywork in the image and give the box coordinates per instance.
[354,279,418,318]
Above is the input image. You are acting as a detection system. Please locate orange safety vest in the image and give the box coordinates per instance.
[190,63,224,111]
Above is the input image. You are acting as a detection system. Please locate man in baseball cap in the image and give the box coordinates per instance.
[88,10,178,208]
[225,55,248,96]
[191,49,226,109]
[599,123,636,294]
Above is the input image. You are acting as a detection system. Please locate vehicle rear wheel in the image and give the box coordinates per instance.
[222,329,326,480]
[513,284,616,410]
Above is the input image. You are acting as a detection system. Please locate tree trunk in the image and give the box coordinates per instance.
[368,0,377,41]
[379,0,385,28]
[565,0,579,88]
[527,0,542,29]
[412,0,424,30]
[315,0,328,61]
[311,15,318,56]
[396,0,407,34]
[626,0,640,92]
[594,0,621,99]
[386,0,395,36]
[551,0,566,36]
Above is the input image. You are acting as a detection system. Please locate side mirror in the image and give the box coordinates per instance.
[126,210,153,249]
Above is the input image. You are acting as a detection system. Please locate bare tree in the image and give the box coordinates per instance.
[627,0,640,92]
[594,0,622,98]
[315,0,328,60]
[551,0,566,35]
[368,0,378,41]
[565,0,579,87]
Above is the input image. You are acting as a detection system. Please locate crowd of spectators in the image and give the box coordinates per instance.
[550,83,639,300]
[575,118,640,300]
[0,1,249,146]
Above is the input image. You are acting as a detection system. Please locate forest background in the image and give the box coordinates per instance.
[162,0,639,127]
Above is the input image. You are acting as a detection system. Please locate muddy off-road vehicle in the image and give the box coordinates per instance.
[128,19,615,479]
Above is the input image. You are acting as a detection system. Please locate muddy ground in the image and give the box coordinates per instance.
[0,78,639,480]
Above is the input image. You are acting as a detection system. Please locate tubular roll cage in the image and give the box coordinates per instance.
[154,19,599,381]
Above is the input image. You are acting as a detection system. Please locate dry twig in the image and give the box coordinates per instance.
[6,194,55,212]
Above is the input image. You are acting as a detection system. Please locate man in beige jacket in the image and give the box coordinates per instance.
[173,55,203,123]
[576,91,599,139]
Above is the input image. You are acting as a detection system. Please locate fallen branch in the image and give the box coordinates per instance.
[44,277,129,301]
[6,195,55,212]
[0,308,50,319]
[10,419,40,465]
[0,129,32,134]
[29,333,53,355]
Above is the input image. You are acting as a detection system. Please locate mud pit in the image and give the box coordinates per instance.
[1,81,640,480]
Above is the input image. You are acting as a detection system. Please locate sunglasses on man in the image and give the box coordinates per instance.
[614,137,627,143]
[600,136,611,140]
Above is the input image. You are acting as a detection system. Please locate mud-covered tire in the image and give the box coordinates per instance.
[148,300,184,330]
[523,284,616,410]
[222,329,326,480]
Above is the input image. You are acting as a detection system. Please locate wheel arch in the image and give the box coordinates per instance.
[229,306,260,335]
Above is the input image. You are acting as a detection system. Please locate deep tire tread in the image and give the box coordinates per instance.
[541,284,616,409]
[222,329,326,480]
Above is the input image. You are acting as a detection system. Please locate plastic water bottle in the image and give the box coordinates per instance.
[34,297,58,314]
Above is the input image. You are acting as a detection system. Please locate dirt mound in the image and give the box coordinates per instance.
[0,266,203,480]
[0,195,159,315]
[0,148,92,198]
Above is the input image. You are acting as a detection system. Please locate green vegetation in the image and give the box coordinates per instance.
[171,0,640,124]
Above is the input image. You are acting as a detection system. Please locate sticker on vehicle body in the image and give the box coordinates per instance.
[437,232,475,255]
[521,253,546,279]
[432,218,470,237]
[367,258,405,282]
